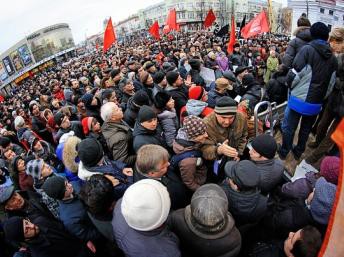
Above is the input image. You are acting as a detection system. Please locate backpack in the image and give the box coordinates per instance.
[168,150,202,178]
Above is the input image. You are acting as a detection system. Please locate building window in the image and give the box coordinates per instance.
[188,12,194,19]
[320,8,325,13]
[329,10,334,15]
[334,16,338,21]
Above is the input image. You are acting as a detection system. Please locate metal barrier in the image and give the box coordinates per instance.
[254,101,288,137]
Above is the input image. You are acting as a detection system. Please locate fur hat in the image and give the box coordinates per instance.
[26,159,44,181]
[62,136,81,174]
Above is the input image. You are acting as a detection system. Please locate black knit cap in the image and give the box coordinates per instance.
[154,91,171,109]
[224,160,259,190]
[189,59,201,70]
[166,71,179,85]
[42,176,66,200]
[310,22,330,41]
[3,217,25,242]
[251,134,277,159]
[138,105,157,123]
[153,71,165,84]
[215,96,237,115]
[78,138,104,168]
[0,137,11,148]
[132,90,149,107]
[54,112,66,127]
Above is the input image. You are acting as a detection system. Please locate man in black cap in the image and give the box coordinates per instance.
[165,71,189,117]
[187,58,206,88]
[229,42,244,68]
[201,96,248,164]
[123,90,150,128]
[221,160,268,226]
[280,22,338,160]
[54,111,84,142]
[152,71,167,97]
[248,134,284,194]
[234,66,249,96]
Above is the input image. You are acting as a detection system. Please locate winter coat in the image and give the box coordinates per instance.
[207,89,235,108]
[58,196,102,241]
[216,54,229,72]
[31,116,52,143]
[188,69,206,88]
[102,121,136,166]
[112,199,181,257]
[123,97,140,128]
[286,40,337,116]
[25,215,91,257]
[133,122,167,153]
[253,159,284,194]
[266,71,288,104]
[281,171,317,199]
[169,208,241,257]
[241,76,264,111]
[55,121,84,143]
[172,130,207,191]
[158,109,179,147]
[201,112,248,160]
[229,52,244,67]
[134,170,189,210]
[264,56,279,84]
[283,26,312,68]
[180,100,213,125]
[221,183,268,226]
[328,53,344,118]
[165,85,189,117]
[87,131,112,160]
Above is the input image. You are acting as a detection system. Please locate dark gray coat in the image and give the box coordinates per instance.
[253,159,284,194]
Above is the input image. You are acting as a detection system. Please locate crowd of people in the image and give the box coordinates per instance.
[0,16,343,257]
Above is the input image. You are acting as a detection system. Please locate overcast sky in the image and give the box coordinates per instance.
[0,0,287,53]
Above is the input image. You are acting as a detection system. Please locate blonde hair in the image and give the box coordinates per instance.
[329,27,344,42]
[63,136,81,173]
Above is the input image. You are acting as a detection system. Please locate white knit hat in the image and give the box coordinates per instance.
[121,179,171,231]
[14,116,25,129]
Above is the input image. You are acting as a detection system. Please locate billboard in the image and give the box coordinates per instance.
[281,8,293,35]
[0,62,8,82]
[10,50,24,71]
[2,56,15,76]
[18,44,33,66]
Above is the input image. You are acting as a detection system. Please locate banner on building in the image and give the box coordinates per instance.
[18,44,33,66]
[9,50,24,71]
[2,56,15,76]
[0,62,8,82]
[281,8,293,35]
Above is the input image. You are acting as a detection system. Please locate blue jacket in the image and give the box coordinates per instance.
[287,40,337,115]
[112,199,181,257]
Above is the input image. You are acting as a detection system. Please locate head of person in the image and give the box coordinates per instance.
[2,148,16,161]
[269,49,276,57]
[136,144,170,178]
[82,117,101,136]
[249,134,277,161]
[153,71,167,87]
[319,156,340,185]
[80,174,116,215]
[101,102,123,123]
[0,184,25,211]
[183,115,208,144]
[12,156,26,174]
[101,89,118,105]
[214,96,237,128]
[284,226,322,257]
[139,71,154,87]
[215,78,232,95]
[81,93,99,108]
[77,138,104,169]
[119,78,135,96]
[235,66,249,81]
[184,184,241,245]
[132,90,150,108]
[329,27,344,54]
[297,15,311,27]
[166,71,183,87]
[188,86,208,102]
[29,103,40,117]
[110,68,121,83]
[4,217,40,242]
[138,105,158,131]
[310,22,330,42]
[14,116,25,130]
[144,61,156,73]
[224,160,259,192]
[119,179,170,231]
[222,70,236,84]
[42,175,73,200]
[26,159,53,182]
[234,42,240,53]
[154,91,174,110]
[189,59,202,71]
[54,112,70,129]
[70,78,79,89]
[0,137,12,153]
[29,137,44,153]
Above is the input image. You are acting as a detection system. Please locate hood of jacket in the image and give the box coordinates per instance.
[126,97,140,112]
[294,26,312,42]
[172,128,197,154]
[310,40,334,60]
[78,161,101,181]
[157,109,176,120]
[186,99,208,116]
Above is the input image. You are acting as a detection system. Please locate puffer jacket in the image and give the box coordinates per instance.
[180,99,213,125]
[201,112,248,160]
[172,129,207,191]
[253,159,284,194]
[132,122,167,153]
[283,26,312,68]
[287,39,337,115]
[157,109,179,147]
[102,120,136,166]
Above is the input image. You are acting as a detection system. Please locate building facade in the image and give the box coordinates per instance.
[288,0,344,33]
[0,23,76,91]
[115,0,283,40]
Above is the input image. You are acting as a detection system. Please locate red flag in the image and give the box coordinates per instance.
[166,9,179,31]
[241,11,269,39]
[149,21,161,40]
[227,16,236,54]
[103,17,116,53]
[204,9,216,28]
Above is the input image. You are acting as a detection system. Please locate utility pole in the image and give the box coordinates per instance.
[306,0,309,17]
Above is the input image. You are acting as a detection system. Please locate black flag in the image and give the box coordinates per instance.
[239,15,246,37]
[215,24,229,37]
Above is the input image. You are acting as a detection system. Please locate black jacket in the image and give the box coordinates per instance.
[132,123,167,153]
[165,85,189,117]
[123,97,140,128]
